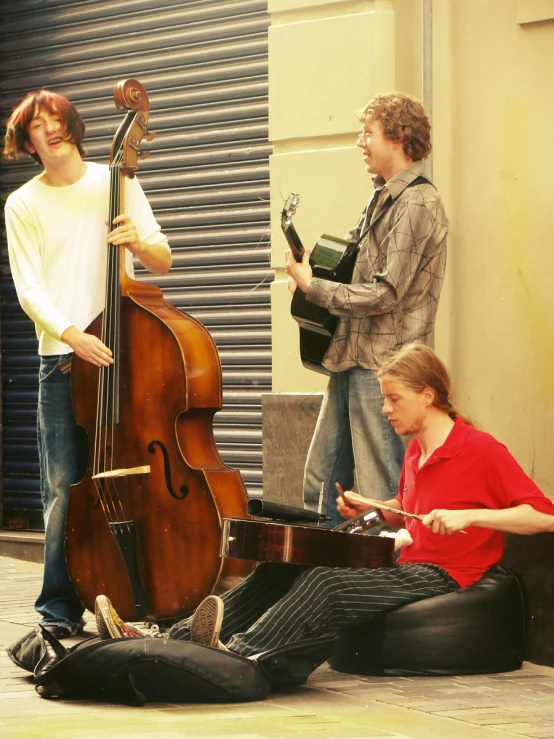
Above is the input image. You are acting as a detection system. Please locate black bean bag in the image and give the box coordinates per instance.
[328,565,527,676]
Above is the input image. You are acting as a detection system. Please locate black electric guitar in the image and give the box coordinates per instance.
[281,193,359,375]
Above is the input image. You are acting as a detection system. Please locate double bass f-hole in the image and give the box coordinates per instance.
[148,440,189,500]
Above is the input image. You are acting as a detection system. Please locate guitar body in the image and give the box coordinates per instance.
[290,234,354,374]
[221,518,394,569]
[281,194,358,375]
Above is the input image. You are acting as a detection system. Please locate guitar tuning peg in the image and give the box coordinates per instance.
[139,150,151,160]
[145,131,156,142]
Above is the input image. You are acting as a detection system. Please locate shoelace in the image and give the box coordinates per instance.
[141,623,163,638]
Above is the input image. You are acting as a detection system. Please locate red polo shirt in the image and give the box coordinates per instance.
[396,418,554,587]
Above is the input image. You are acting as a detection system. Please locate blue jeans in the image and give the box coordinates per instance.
[35,354,86,633]
[303,368,405,527]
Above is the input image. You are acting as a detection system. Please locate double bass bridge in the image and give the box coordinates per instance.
[92,465,151,479]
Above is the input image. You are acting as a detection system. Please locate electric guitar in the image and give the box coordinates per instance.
[281,193,359,375]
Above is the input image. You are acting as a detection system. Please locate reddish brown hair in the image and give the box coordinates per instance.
[377,342,474,426]
[358,92,431,162]
[3,90,85,165]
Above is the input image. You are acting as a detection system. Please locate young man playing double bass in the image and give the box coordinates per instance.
[96,343,554,689]
[286,92,448,527]
[3,90,171,638]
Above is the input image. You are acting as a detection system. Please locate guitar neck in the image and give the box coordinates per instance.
[282,221,305,263]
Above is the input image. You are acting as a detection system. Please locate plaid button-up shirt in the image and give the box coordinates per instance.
[306,160,448,372]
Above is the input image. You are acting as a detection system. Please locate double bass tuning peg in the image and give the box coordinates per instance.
[138,131,155,159]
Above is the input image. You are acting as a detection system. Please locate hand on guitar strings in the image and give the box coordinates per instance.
[284,248,313,293]
[335,488,377,519]
[335,482,467,534]
[335,483,403,522]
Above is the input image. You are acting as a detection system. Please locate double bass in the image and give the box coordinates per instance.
[64,79,251,621]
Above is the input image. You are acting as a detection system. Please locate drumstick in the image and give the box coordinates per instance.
[335,482,349,506]
[335,483,467,533]
[336,483,424,520]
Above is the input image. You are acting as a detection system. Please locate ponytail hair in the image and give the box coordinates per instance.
[377,342,474,427]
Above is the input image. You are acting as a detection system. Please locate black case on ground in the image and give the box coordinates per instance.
[8,626,336,705]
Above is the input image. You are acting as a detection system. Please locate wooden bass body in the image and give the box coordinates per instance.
[220,518,394,569]
[64,79,251,622]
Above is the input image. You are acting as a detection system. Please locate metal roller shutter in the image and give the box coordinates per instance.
[0,0,271,530]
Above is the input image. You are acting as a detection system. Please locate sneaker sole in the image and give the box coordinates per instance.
[95,595,121,640]
[190,595,224,648]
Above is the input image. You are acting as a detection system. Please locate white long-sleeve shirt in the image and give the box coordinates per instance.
[5,161,170,355]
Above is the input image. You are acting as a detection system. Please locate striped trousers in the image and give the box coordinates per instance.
[169,562,459,657]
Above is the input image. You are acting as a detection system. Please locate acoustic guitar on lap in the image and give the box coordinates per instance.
[220,516,394,570]
[281,193,359,375]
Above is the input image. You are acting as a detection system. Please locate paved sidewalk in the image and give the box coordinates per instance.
[2,555,554,739]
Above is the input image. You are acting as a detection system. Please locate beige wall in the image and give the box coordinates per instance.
[268,0,395,392]
[268,0,554,496]
[430,0,554,497]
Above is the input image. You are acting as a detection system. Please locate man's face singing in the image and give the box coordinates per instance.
[25,106,74,166]
[356,117,399,180]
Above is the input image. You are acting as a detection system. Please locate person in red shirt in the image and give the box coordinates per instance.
[343,342,554,588]
[95,343,554,683]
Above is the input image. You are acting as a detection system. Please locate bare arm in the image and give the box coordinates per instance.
[423,504,554,536]
[134,241,172,274]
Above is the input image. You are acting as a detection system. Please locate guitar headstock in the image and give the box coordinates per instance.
[281,193,300,228]
[280,192,304,259]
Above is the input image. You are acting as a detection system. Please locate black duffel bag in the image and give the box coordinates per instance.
[8,627,270,706]
[8,626,336,705]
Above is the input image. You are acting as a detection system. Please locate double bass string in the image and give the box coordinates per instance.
[105,153,128,526]
[93,163,115,524]
[92,163,114,520]
[91,151,128,529]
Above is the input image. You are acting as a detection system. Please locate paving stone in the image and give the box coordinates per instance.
[3,553,554,739]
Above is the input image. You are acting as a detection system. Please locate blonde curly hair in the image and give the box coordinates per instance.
[358,92,431,162]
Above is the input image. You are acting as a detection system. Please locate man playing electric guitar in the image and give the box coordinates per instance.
[285,92,448,527]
